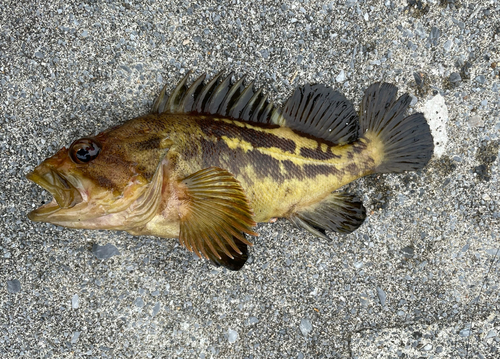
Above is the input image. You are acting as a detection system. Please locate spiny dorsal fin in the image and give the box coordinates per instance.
[281,84,359,145]
[289,192,366,239]
[178,167,258,270]
[153,71,281,125]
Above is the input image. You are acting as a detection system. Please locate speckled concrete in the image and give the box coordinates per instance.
[1,1,499,358]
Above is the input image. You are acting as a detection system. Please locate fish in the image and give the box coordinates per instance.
[27,71,434,270]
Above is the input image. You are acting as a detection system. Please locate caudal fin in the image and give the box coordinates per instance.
[359,82,434,173]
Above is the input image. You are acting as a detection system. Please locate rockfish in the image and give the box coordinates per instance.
[27,71,434,270]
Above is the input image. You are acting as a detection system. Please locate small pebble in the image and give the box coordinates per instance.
[475,75,486,84]
[247,316,259,325]
[421,343,433,351]
[448,72,462,86]
[134,297,145,308]
[377,287,387,306]
[459,328,471,337]
[71,331,80,344]
[92,243,121,260]
[486,329,497,339]
[72,294,79,309]
[7,279,21,294]
[336,70,345,83]
[152,302,160,316]
[401,246,414,258]
[469,115,484,127]
[429,26,440,46]
[228,329,238,343]
[443,39,453,52]
[300,318,312,336]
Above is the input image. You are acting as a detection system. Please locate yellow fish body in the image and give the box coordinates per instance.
[27,71,434,270]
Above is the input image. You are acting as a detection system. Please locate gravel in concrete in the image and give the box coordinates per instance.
[1,0,499,358]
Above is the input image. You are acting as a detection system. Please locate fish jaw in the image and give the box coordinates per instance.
[26,166,84,222]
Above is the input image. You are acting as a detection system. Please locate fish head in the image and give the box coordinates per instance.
[27,120,169,230]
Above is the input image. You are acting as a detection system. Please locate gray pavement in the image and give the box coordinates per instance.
[1,0,499,358]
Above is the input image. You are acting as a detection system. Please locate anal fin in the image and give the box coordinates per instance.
[289,192,366,239]
[178,167,258,270]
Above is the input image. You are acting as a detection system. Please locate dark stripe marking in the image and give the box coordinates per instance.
[300,145,341,160]
[282,160,303,180]
[199,137,336,183]
[352,140,368,154]
[303,164,333,178]
[198,119,296,154]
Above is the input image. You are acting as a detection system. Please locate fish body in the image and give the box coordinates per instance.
[27,71,434,270]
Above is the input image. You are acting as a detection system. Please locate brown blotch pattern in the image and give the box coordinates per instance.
[181,140,202,161]
[198,119,296,154]
[352,140,368,154]
[83,116,170,190]
[346,163,359,176]
[95,174,117,190]
[300,145,341,160]
[198,134,336,185]
[133,137,163,151]
[282,160,303,180]
[198,138,286,184]
[303,164,335,178]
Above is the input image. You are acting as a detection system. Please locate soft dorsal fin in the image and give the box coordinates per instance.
[153,70,281,125]
[281,84,359,145]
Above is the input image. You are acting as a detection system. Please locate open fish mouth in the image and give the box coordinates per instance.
[26,169,83,221]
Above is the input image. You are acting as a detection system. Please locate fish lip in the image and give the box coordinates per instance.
[26,168,83,221]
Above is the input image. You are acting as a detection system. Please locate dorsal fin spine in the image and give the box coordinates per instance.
[219,75,246,115]
[194,71,223,113]
[166,71,191,113]
[270,104,283,125]
[240,88,263,121]
[207,72,233,114]
[250,93,269,123]
[229,82,255,118]
[152,82,170,114]
[180,73,206,112]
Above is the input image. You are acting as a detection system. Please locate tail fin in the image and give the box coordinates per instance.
[359,83,434,173]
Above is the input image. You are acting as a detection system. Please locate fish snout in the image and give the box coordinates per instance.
[26,165,83,211]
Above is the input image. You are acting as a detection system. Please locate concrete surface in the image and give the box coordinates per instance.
[1,0,499,358]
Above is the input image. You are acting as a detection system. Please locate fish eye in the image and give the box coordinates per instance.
[69,138,101,164]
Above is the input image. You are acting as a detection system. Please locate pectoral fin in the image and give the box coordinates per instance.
[178,167,258,270]
[205,233,249,271]
[289,192,366,240]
